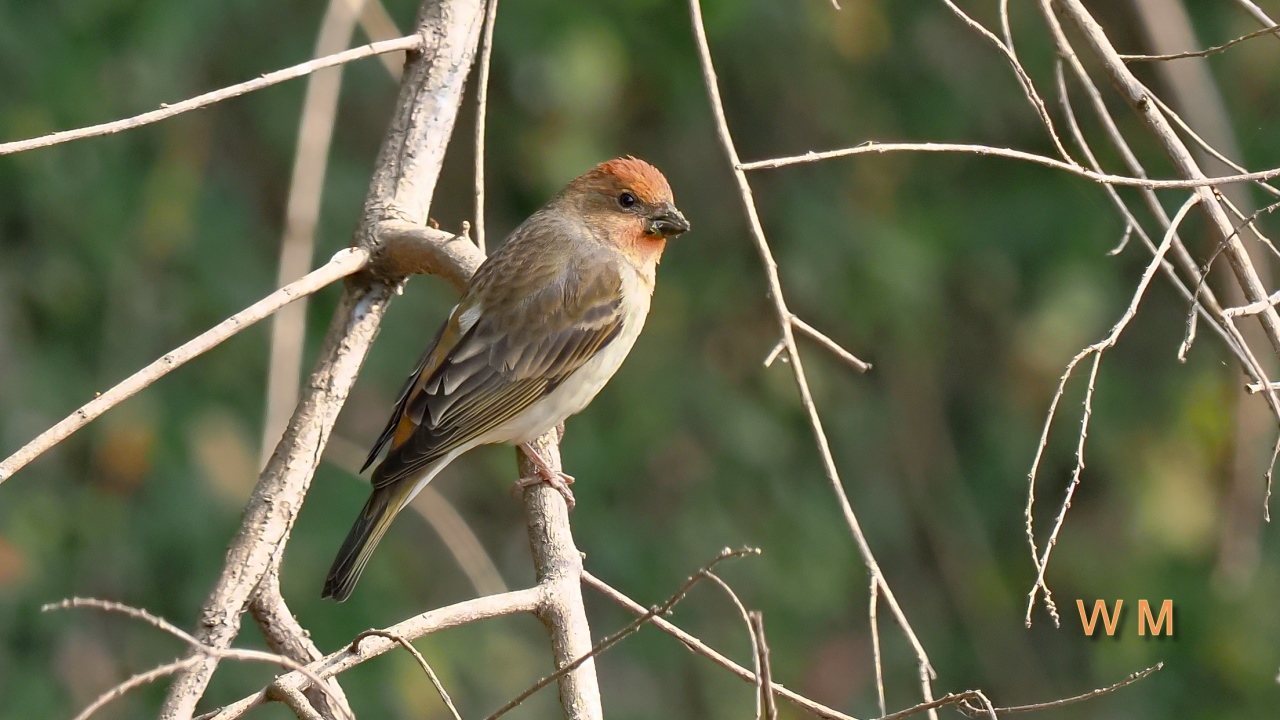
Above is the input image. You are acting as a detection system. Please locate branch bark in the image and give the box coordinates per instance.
[1053,0,1280,359]
[159,1,485,717]
[518,431,604,720]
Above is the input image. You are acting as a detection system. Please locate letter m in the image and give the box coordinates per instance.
[1139,599,1173,636]
[1076,599,1123,636]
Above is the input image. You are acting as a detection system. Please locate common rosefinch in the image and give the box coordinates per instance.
[323,157,689,601]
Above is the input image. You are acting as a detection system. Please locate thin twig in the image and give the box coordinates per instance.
[482,549,758,720]
[0,35,422,156]
[748,612,778,720]
[473,0,500,253]
[1149,93,1280,200]
[703,572,763,719]
[687,1,939,714]
[793,317,872,372]
[961,662,1162,714]
[583,572,859,720]
[938,0,1076,163]
[261,0,372,466]
[739,141,1280,189]
[352,630,463,720]
[1235,0,1279,29]
[44,599,354,720]
[69,658,200,720]
[358,0,406,77]
[869,578,887,717]
[1119,23,1280,61]
[0,247,368,484]
[1025,194,1200,626]
[200,587,543,720]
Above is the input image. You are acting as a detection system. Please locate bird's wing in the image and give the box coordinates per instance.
[368,247,627,488]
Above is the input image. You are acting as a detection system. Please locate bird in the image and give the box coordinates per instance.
[322,157,689,601]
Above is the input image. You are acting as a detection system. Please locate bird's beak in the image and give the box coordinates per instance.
[647,205,690,238]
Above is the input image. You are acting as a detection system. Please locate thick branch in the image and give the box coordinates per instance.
[160,1,484,716]
[517,432,604,719]
[249,572,352,720]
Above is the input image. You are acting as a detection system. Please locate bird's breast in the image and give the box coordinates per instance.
[491,277,651,445]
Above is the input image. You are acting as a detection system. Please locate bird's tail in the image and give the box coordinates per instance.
[322,484,410,602]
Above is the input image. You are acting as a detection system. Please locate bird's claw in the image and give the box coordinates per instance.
[514,470,576,510]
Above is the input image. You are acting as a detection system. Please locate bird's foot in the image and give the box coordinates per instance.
[516,442,577,510]
[514,471,576,510]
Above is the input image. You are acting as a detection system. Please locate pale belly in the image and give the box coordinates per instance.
[483,297,648,445]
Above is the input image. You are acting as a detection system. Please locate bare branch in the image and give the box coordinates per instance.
[869,578,887,717]
[352,630,463,720]
[483,549,755,720]
[374,221,485,292]
[937,0,1076,163]
[0,247,368,484]
[687,0,938,713]
[516,431,603,720]
[739,141,1280,190]
[748,612,777,720]
[262,0,375,467]
[1119,23,1280,62]
[359,0,407,77]
[201,587,542,720]
[161,2,486,714]
[583,571,859,720]
[1235,0,1279,30]
[473,0,500,253]
[1055,0,1280,358]
[271,685,327,720]
[249,571,353,719]
[792,317,872,372]
[0,35,422,157]
[960,662,1163,715]
[702,572,763,719]
[1025,194,1200,625]
[69,658,200,720]
[44,598,353,720]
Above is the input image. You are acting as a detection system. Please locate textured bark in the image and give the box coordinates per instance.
[159,1,485,717]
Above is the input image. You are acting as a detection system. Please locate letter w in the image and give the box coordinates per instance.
[1077,599,1123,636]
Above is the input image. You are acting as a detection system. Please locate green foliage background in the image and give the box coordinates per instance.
[3,0,1280,717]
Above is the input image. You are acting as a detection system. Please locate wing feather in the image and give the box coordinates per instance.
[369,245,628,489]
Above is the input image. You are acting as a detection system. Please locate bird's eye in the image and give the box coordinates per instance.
[618,191,637,209]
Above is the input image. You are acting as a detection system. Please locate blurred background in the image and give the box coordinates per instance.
[4,0,1280,717]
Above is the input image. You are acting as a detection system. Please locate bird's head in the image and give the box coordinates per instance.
[563,157,690,265]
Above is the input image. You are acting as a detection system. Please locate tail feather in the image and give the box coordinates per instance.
[322,486,408,602]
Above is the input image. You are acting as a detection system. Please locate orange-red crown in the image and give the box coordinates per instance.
[587,156,674,205]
